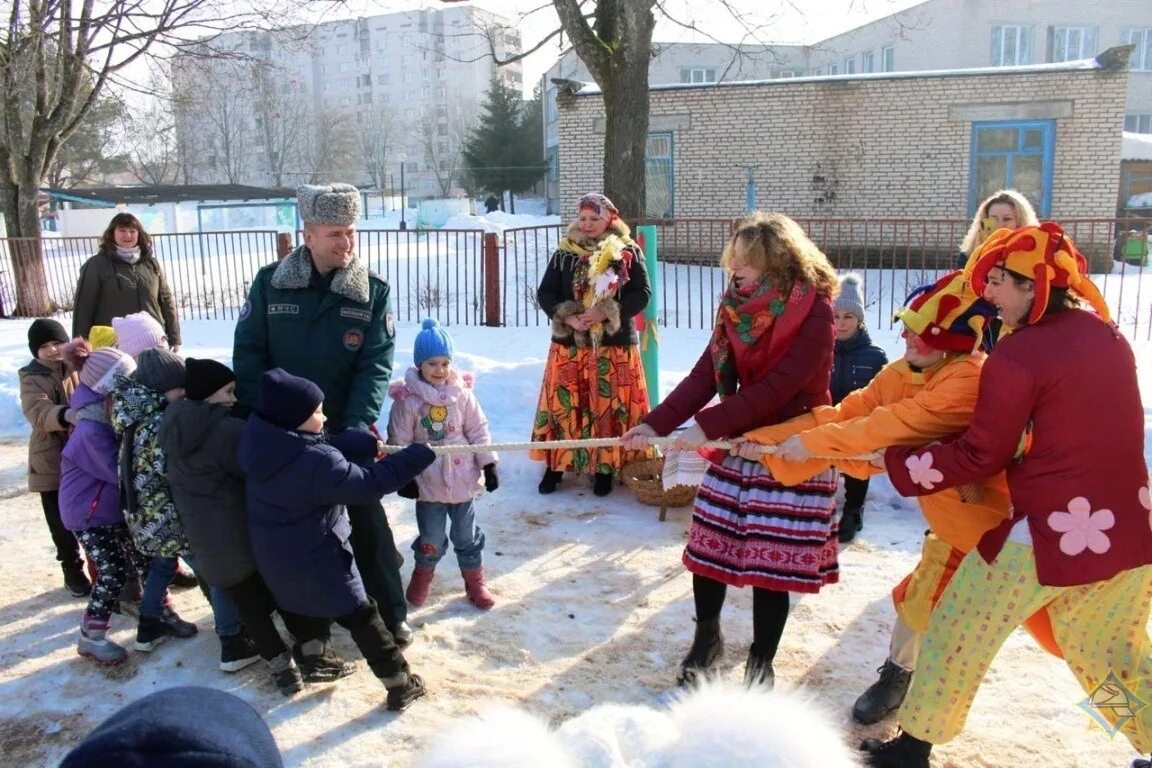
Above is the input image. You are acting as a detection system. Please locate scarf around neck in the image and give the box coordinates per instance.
[560,233,636,308]
[709,276,817,399]
[115,246,142,264]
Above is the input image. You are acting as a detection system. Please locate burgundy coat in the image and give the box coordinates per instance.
[646,296,835,439]
[885,309,1152,587]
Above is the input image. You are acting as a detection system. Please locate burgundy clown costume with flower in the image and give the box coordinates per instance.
[862,222,1152,768]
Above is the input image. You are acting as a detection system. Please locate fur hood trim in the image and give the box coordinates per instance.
[271,244,370,304]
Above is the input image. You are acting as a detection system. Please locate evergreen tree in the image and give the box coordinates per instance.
[463,78,545,212]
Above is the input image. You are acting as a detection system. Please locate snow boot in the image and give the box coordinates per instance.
[593,471,614,497]
[462,567,495,609]
[77,614,127,665]
[293,639,357,682]
[678,617,723,686]
[406,566,435,607]
[743,643,775,690]
[1132,758,1152,768]
[853,659,913,724]
[838,505,864,543]
[269,652,304,696]
[382,672,426,712]
[63,563,92,598]
[219,632,261,672]
[388,620,415,649]
[538,468,563,494]
[860,732,932,768]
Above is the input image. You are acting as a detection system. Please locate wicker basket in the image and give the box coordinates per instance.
[622,457,697,520]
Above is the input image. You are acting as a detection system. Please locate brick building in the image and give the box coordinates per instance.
[556,48,1131,222]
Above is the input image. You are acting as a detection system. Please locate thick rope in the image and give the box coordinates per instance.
[379,436,881,462]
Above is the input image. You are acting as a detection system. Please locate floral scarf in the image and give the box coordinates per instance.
[709,276,817,400]
[560,233,635,309]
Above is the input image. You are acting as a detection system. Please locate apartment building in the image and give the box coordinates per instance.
[173,6,521,200]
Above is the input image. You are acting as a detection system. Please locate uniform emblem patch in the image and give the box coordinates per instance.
[343,328,365,350]
[268,303,300,316]
[238,300,251,321]
[384,311,395,338]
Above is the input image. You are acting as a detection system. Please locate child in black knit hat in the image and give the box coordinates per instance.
[239,368,436,711]
[19,319,90,597]
[158,358,353,695]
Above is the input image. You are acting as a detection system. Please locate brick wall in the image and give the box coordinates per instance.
[557,62,1129,221]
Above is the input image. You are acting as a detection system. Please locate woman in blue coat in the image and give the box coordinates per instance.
[830,273,887,542]
[239,368,435,711]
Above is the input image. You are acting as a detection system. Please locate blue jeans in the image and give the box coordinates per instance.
[141,555,243,637]
[412,500,484,570]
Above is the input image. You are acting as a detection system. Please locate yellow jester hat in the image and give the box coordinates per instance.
[967,222,1111,326]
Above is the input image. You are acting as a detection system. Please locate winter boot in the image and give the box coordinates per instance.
[406,566,435,607]
[381,672,426,712]
[593,471,614,497]
[838,505,864,543]
[538,468,563,494]
[77,614,127,665]
[743,643,775,690]
[63,563,92,598]
[388,621,415,649]
[269,651,304,696]
[678,617,724,686]
[1133,758,1152,768]
[219,632,261,672]
[161,607,198,638]
[852,659,913,725]
[462,567,496,609]
[293,639,357,683]
[860,732,932,768]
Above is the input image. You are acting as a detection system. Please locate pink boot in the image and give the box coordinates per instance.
[406,566,435,607]
[462,567,495,610]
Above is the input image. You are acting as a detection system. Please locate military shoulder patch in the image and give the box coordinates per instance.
[384,311,395,338]
[343,328,365,351]
[340,306,372,323]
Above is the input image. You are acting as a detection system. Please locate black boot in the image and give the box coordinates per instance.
[860,732,932,768]
[62,563,91,598]
[852,659,913,724]
[293,640,357,683]
[593,471,614,497]
[382,672,426,711]
[678,617,723,686]
[1133,758,1152,768]
[538,468,563,495]
[387,620,414,649]
[743,643,775,690]
[838,505,864,543]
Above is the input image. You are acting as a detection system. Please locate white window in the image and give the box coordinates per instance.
[844,57,856,74]
[437,69,446,80]
[546,88,558,123]
[1049,26,1096,62]
[829,63,839,75]
[405,108,416,120]
[881,45,895,72]
[403,71,414,84]
[779,70,796,78]
[436,86,446,99]
[338,44,349,55]
[991,25,1032,66]
[680,67,716,84]
[340,96,350,107]
[861,50,875,73]
[421,86,431,98]
[422,68,431,80]
[1126,114,1152,133]
[1122,29,1152,71]
[812,68,823,76]
[377,74,389,85]
[339,62,350,73]
[402,53,414,66]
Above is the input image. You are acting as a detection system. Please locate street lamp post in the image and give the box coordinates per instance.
[397,152,408,231]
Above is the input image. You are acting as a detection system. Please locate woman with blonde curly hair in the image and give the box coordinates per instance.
[956,189,1040,265]
[622,212,840,689]
[530,193,652,497]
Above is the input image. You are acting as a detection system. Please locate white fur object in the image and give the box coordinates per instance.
[414,682,860,768]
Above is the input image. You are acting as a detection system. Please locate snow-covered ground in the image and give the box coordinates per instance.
[0,315,1150,767]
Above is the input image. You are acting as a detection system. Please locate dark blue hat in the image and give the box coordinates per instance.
[258,368,324,430]
[60,686,283,767]
[413,317,454,365]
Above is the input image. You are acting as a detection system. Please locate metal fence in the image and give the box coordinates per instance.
[2,217,1149,340]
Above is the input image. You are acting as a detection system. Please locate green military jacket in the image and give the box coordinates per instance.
[233,244,395,432]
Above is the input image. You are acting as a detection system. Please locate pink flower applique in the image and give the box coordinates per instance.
[1140,482,1152,534]
[1047,497,1114,556]
[905,453,944,491]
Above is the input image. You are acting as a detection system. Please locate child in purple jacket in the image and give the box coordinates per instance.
[58,342,143,665]
[388,319,499,610]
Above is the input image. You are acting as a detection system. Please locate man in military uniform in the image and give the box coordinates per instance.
[233,183,414,658]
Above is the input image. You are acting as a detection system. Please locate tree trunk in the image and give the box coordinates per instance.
[600,70,650,221]
[0,176,53,316]
[509,191,515,214]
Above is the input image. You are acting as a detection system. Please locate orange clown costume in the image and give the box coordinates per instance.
[743,270,1062,722]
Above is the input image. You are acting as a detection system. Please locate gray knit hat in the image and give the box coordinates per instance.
[835,273,866,322]
[297,183,361,226]
[134,347,186,394]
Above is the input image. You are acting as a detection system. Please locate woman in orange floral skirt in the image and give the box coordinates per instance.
[530,193,652,497]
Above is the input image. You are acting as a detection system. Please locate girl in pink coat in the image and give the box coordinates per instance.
[388,319,499,610]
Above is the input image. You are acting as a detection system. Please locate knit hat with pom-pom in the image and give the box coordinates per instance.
[62,340,137,395]
[413,318,454,366]
[112,312,166,358]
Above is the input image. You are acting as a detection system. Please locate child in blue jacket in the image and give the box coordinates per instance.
[830,273,888,542]
[239,368,435,711]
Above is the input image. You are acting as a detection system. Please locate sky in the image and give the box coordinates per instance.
[300,0,929,95]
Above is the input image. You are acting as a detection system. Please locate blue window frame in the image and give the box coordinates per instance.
[969,120,1054,216]
[646,132,675,217]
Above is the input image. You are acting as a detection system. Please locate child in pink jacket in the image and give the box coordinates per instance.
[387,319,498,610]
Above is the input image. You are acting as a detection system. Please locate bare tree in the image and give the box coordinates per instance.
[299,110,358,184]
[421,99,476,197]
[120,65,189,185]
[251,65,308,187]
[0,0,302,314]
[357,102,396,192]
[197,63,254,184]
